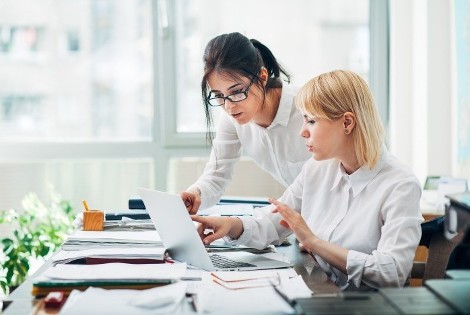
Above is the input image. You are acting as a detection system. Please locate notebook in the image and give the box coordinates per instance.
[137,188,292,271]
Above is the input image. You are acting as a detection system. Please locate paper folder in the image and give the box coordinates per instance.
[32,278,174,297]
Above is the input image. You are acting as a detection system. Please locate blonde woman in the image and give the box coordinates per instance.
[192,70,423,290]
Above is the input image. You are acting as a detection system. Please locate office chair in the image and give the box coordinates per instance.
[410,216,461,283]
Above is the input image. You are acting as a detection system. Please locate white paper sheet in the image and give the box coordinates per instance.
[60,282,187,315]
[42,262,186,280]
[51,247,166,264]
[67,230,162,243]
[211,268,298,290]
[198,204,254,216]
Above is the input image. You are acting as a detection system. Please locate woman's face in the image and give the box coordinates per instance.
[299,112,347,161]
[206,72,262,125]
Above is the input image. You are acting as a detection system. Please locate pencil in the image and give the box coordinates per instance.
[82,200,90,212]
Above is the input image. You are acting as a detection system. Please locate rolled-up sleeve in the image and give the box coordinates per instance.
[223,171,305,249]
[223,210,289,249]
[347,249,400,288]
[346,180,423,288]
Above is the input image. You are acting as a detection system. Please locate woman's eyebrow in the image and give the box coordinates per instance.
[210,82,243,94]
[227,82,242,90]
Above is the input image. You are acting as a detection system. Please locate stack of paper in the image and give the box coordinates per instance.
[51,247,166,265]
[61,230,163,251]
[32,262,186,297]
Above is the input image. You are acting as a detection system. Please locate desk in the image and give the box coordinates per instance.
[2,236,338,314]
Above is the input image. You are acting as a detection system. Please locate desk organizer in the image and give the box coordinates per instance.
[83,210,104,231]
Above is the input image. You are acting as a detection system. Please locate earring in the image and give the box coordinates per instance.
[345,129,350,135]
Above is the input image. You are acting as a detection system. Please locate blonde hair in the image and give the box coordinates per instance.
[295,70,384,169]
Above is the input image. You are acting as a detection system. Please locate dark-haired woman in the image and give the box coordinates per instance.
[181,32,310,214]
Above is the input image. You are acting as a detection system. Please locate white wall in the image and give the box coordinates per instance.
[389,0,465,184]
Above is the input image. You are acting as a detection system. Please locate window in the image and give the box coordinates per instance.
[0,0,388,211]
[157,0,387,146]
[0,0,156,212]
[0,0,153,141]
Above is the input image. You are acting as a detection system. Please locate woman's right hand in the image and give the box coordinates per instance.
[181,190,201,214]
[191,215,243,245]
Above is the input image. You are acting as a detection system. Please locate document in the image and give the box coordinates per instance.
[211,268,298,290]
[278,274,314,300]
[199,285,295,314]
[60,282,187,315]
[42,262,186,280]
[198,204,254,216]
[62,230,163,250]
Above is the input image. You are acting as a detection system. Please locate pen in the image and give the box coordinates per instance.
[180,276,203,281]
[271,273,296,307]
[272,284,295,307]
[82,200,90,211]
[191,294,199,313]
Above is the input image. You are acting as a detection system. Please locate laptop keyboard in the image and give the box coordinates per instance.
[209,254,256,269]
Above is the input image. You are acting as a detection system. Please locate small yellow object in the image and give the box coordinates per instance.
[82,200,90,212]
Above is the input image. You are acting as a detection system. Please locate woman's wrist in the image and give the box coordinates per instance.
[190,187,201,197]
[228,217,244,239]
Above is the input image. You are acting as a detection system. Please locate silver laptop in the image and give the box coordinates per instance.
[137,188,292,271]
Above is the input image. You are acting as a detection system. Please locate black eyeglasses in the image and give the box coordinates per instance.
[207,77,256,107]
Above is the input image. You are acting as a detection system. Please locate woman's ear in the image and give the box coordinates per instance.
[259,67,269,84]
[343,112,356,134]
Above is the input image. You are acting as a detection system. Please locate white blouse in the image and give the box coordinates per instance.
[188,84,311,210]
[229,148,424,290]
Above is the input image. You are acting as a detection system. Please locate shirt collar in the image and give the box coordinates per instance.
[330,146,388,197]
[267,84,294,129]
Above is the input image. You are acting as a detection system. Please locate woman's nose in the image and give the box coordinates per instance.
[224,99,236,110]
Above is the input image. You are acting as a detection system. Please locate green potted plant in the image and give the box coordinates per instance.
[0,189,75,295]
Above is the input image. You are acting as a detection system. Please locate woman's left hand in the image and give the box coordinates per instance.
[269,198,317,247]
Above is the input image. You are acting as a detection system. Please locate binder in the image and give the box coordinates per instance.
[127,196,271,210]
[105,209,150,220]
[32,278,174,297]
[129,197,146,210]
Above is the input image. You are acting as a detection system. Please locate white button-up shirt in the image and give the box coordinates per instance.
[230,148,423,289]
[189,84,311,209]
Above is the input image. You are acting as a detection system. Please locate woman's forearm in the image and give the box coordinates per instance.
[308,237,349,273]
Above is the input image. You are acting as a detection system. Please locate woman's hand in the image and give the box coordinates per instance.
[270,198,348,272]
[181,190,201,214]
[269,198,317,250]
[191,215,243,245]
